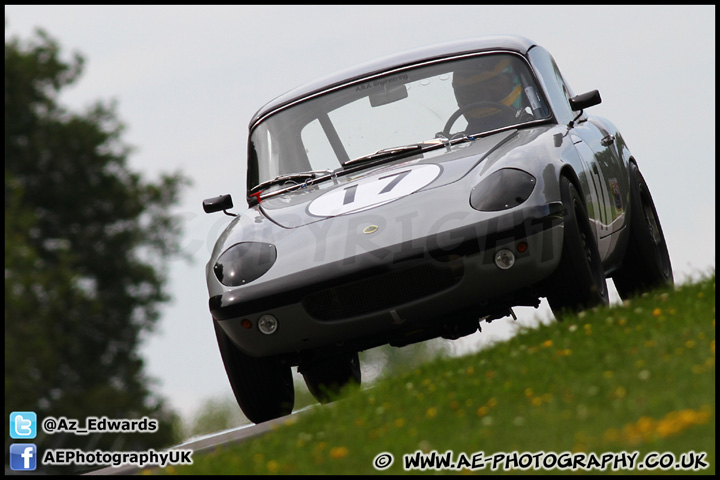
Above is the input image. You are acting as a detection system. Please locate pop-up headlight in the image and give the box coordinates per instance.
[470,168,536,211]
[214,242,277,286]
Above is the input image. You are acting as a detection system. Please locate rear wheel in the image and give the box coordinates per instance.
[546,176,609,317]
[213,319,294,424]
[612,162,673,298]
[301,352,361,404]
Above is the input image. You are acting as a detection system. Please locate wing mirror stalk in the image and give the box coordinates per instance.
[568,90,601,128]
[203,194,237,217]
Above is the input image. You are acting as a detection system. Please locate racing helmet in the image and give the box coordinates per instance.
[452,55,523,119]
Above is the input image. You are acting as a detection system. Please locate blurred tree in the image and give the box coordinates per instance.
[360,339,452,382]
[5,26,190,471]
[186,396,247,438]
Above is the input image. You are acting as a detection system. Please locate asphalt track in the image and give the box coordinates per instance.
[84,411,300,475]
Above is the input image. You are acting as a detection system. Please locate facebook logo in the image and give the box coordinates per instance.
[10,411,37,439]
[10,444,37,471]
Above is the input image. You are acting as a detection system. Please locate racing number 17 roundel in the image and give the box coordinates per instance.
[307,163,441,217]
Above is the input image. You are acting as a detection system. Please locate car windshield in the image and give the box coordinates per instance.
[248,52,550,191]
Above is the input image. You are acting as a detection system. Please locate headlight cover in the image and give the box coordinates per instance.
[214,242,277,286]
[470,168,536,211]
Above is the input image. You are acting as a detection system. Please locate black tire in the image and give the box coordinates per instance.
[213,319,294,424]
[546,175,609,317]
[612,162,673,299]
[301,352,361,404]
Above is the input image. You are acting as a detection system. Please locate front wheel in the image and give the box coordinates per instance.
[612,162,673,299]
[300,352,361,404]
[546,176,609,318]
[213,319,294,424]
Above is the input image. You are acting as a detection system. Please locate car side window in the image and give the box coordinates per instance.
[528,46,575,125]
[551,60,583,119]
[554,63,574,104]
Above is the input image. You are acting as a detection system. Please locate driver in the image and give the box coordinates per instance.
[451,55,526,134]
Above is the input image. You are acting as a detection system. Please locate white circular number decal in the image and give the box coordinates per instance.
[307,163,441,217]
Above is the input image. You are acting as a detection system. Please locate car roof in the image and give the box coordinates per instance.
[248,35,537,129]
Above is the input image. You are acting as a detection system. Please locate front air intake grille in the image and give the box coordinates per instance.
[302,260,463,321]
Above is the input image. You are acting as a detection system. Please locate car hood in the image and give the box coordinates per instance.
[259,130,519,228]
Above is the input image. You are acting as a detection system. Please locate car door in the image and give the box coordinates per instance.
[529,45,627,262]
[570,121,626,260]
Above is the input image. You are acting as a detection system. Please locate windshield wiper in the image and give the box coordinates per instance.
[341,136,477,168]
[249,170,334,194]
[342,144,426,167]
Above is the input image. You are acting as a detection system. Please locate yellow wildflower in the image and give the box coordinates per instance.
[329,447,349,459]
[266,460,280,473]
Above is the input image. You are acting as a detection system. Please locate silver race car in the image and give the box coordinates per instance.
[203,35,673,423]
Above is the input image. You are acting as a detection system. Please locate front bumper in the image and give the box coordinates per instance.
[211,202,564,358]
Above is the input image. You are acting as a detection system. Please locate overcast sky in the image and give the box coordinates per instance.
[5,5,715,423]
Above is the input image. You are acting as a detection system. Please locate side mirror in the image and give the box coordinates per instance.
[569,90,601,111]
[203,194,236,216]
